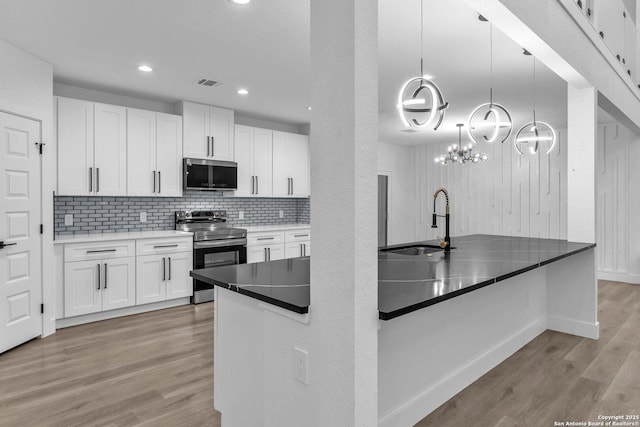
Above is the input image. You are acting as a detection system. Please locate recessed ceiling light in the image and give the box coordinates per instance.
[237,88,249,95]
[307,106,312,111]
[229,0,251,4]
[138,65,153,72]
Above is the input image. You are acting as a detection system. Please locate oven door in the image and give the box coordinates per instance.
[192,240,247,304]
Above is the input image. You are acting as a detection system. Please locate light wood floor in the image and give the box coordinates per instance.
[0,281,638,426]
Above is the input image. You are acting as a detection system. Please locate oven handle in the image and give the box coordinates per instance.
[193,238,247,249]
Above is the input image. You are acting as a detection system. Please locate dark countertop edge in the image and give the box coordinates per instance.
[190,270,310,314]
[380,244,597,321]
[378,278,496,320]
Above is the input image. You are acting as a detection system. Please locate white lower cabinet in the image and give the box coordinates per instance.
[61,235,193,321]
[64,257,135,317]
[247,244,285,263]
[247,227,310,263]
[285,242,310,258]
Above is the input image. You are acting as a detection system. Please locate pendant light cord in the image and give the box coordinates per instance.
[420,0,424,77]
[489,23,493,105]
[532,57,537,124]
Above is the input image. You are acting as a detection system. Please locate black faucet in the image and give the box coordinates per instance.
[431,188,451,252]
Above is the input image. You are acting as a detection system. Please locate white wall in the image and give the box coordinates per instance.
[0,39,55,336]
[596,122,640,283]
[416,132,568,242]
[377,142,416,245]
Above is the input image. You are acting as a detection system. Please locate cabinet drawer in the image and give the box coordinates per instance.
[136,237,192,256]
[64,240,135,262]
[285,229,310,243]
[247,231,285,246]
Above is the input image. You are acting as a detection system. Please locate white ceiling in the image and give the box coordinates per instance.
[0,0,569,146]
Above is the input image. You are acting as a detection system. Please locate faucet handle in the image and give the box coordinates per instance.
[436,235,449,249]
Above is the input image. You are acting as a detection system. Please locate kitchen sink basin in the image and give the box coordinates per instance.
[381,244,444,256]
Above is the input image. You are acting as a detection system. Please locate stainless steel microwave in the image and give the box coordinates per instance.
[183,158,238,191]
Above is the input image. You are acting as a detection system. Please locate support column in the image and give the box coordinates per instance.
[309,0,378,425]
[567,85,597,243]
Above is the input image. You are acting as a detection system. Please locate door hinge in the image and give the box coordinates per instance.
[35,142,45,155]
[40,304,44,314]
[40,224,44,234]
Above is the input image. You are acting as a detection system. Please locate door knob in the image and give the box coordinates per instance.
[0,241,17,249]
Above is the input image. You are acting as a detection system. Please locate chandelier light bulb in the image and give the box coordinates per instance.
[435,124,489,166]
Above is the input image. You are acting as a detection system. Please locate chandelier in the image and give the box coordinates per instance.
[397,0,449,130]
[514,54,557,155]
[435,124,488,165]
[468,19,513,144]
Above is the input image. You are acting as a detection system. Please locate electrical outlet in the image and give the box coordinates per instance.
[238,211,244,220]
[64,214,73,226]
[293,347,309,385]
[140,212,147,223]
[279,210,284,218]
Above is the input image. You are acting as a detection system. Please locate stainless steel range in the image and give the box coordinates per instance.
[175,210,247,304]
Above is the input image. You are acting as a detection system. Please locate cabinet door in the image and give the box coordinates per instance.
[234,125,254,197]
[127,108,156,196]
[272,131,290,197]
[285,242,305,259]
[267,244,285,261]
[253,128,273,197]
[102,257,136,311]
[165,252,192,300]
[94,103,127,196]
[247,246,268,264]
[182,102,210,159]
[136,254,167,305]
[57,97,94,195]
[289,134,310,197]
[209,106,234,161]
[64,260,101,317]
[156,113,183,197]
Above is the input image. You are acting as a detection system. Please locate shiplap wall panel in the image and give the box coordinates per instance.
[417,129,568,242]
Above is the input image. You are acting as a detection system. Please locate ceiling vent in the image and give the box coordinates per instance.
[195,78,223,87]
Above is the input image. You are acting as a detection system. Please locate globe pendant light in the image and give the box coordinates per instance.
[514,55,557,155]
[468,20,513,144]
[397,0,449,130]
[435,124,488,165]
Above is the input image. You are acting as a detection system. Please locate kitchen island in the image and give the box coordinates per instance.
[192,234,598,426]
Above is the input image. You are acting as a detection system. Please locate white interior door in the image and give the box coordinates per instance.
[0,112,42,353]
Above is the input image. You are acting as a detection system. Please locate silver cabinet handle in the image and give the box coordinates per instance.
[162,257,166,281]
[256,176,259,194]
[89,167,93,192]
[257,237,274,241]
[291,177,293,195]
[97,263,101,290]
[294,234,309,238]
[154,244,178,249]
[168,257,171,281]
[268,247,271,261]
[288,177,291,195]
[104,263,108,289]
[211,136,215,156]
[300,243,303,257]
[96,168,100,193]
[264,247,267,261]
[251,176,255,194]
[207,136,210,156]
[158,171,161,193]
[303,243,306,256]
[86,249,116,254]
[153,171,156,193]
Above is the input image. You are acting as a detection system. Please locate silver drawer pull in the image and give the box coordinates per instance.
[153,244,179,249]
[257,237,275,241]
[87,249,117,254]
[293,234,309,237]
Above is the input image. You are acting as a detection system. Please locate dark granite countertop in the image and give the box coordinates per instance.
[190,234,595,320]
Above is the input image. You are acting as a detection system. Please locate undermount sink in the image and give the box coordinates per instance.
[381,244,444,256]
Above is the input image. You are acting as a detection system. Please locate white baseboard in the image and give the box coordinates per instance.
[597,270,640,285]
[547,315,599,339]
[378,319,546,427]
[56,298,191,329]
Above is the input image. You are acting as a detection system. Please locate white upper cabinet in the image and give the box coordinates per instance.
[57,97,94,195]
[234,125,273,197]
[127,109,182,197]
[57,97,127,196]
[273,131,310,198]
[181,101,234,161]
